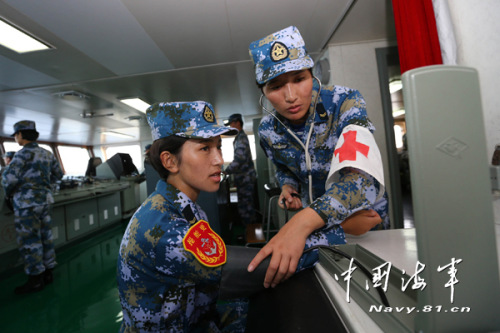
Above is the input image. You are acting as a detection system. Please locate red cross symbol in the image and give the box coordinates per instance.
[334,130,370,163]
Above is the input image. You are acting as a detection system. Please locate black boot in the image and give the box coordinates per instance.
[43,269,54,285]
[14,274,45,295]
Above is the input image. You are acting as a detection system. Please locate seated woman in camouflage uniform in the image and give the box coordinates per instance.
[117,101,246,332]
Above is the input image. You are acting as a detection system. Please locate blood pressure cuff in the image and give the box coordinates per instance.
[219,245,271,300]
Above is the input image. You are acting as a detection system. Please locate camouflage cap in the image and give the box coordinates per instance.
[146,101,238,141]
[11,120,37,136]
[224,113,243,126]
[249,26,314,84]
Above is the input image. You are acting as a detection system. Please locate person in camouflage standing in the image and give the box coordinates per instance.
[117,101,247,332]
[1,120,64,294]
[223,113,260,241]
[246,26,389,288]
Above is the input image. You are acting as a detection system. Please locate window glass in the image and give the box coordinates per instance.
[394,125,404,150]
[58,146,90,177]
[221,134,256,163]
[3,141,53,154]
[105,145,142,172]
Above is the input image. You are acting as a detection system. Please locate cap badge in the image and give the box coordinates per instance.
[271,42,289,62]
[203,105,215,123]
[183,220,226,267]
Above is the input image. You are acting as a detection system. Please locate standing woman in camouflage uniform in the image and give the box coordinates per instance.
[247,26,389,288]
[223,113,259,235]
[117,101,247,332]
[1,120,64,294]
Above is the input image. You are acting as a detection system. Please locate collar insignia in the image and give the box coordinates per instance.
[317,103,328,120]
[183,220,226,267]
[203,105,215,123]
[272,143,288,150]
[270,42,289,62]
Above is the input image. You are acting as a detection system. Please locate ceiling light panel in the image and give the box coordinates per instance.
[0,18,51,53]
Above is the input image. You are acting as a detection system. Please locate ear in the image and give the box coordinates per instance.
[160,151,179,173]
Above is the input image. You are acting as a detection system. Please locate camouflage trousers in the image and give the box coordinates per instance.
[14,204,57,276]
[234,174,257,226]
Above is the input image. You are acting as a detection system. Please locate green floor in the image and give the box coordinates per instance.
[0,223,127,333]
[0,221,251,333]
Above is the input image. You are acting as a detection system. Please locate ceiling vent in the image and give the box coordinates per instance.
[53,90,89,101]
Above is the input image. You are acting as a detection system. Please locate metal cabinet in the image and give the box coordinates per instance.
[51,205,66,247]
[97,192,122,227]
[65,198,99,240]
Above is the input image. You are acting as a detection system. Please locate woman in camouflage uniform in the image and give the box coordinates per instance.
[247,26,389,289]
[117,101,247,332]
[1,120,64,294]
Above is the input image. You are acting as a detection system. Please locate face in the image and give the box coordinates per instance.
[14,132,24,146]
[263,69,314,125]
[164,136,224,201]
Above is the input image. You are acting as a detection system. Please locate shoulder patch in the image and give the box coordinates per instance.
[183,220,226,267]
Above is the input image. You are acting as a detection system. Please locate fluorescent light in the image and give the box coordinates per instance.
[101,131,134,138]
[389,80,403,94]
[120,98,150,113]
[0,18,51,53]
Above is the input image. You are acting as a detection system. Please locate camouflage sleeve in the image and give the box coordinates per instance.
[153,214,223,284]
[0,157,23,197]
[225,135,247,174]
[259,137,299,190]
[309,168,384,229]
[51,155,64,182]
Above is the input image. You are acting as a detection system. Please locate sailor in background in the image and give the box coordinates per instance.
[247,26,389,288]
[1,120,64,294]
[223,113,261,241]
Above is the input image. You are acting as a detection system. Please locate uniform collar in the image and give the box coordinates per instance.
[157,180,200,225]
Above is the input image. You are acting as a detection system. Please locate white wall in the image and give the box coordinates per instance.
[326,39,396,223]
[446,0,500,227]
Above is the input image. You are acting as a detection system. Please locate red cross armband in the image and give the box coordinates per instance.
[183,220,227,267]
[326,124,385,196]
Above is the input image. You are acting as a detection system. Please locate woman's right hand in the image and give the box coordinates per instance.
[279,184,302,211]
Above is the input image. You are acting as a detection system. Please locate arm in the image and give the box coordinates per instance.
[1,157,22,197]
[248,207,324,288]
[310,168,384,231]
[50,155,64,182]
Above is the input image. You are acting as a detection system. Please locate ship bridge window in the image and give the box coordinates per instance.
[104,144,142,172]
[3,141,53,153]
[58,146,91,177]
[221,134,256,163]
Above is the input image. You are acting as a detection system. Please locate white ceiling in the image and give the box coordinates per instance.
[0,0,396,145]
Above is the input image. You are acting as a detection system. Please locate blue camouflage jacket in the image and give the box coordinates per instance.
[258,84,389,244]
[1,142,63,210]
[117,180,227,333]
[224,131,256,178]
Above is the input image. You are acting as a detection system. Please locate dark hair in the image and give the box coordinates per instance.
[19,130,39,141]
[149,135,189,180]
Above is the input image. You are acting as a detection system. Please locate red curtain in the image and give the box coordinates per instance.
[392,0,443,74]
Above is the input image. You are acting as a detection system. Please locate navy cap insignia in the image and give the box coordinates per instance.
[270,42,289,62]
[203,105,215,123]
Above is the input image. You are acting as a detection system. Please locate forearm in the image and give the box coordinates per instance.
[309,168,383,229]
